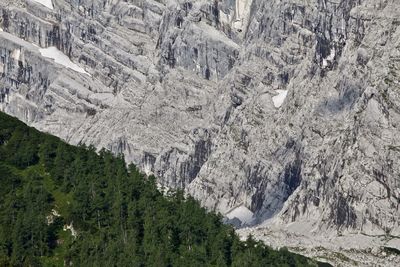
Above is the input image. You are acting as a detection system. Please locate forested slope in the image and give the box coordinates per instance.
[0,112,325,267]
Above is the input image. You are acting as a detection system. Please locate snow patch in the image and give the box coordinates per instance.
[39,47,89,75]
[233,0,253,31]
[272,90,288,108]
[30,0,54,10]
[11,49,21,61]
[225,204,254,225]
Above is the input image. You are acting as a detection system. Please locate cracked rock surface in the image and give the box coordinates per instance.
[1,0,400,264]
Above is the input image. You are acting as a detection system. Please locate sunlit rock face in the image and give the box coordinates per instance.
[1,0,400,258]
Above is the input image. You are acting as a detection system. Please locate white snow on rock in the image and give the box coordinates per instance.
[233,0,253,31]
[30,0,54,10]
[39,47,89,75]
[11,49,21,61]
[225,204,254,225]
[272,90,288,108]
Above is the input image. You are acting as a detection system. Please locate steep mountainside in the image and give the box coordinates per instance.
[0,111,323,266]
[1,0,400,264]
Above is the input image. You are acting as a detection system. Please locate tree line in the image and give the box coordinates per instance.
[0,111,326,267]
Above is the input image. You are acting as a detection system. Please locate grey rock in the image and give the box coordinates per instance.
[1,1,400,262]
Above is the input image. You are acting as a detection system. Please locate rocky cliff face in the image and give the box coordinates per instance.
[1,0,400,262]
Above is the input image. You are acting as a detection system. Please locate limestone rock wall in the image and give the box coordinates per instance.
[1,0,400,246]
